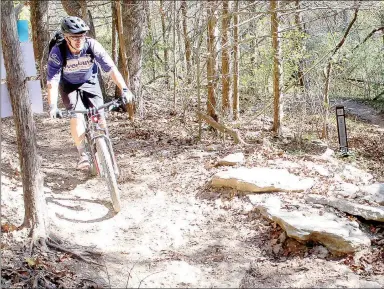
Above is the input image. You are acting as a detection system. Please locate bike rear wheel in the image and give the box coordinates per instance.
[95,137,121,212]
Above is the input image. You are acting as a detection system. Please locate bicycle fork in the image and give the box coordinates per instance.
[92,133,120,178]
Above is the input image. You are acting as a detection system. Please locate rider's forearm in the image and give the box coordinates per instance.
[47,82,59,107]
[110,67,130,92]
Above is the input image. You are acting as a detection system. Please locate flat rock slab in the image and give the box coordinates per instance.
[341,165,373,184]
[218,153,245,166]
[257,197,371,255]
[360,183,384,205]
[306,194,384,222]
[336,183,359,198]
[211,167,314,193]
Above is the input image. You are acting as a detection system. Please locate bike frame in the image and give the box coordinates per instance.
[70,100,121,177]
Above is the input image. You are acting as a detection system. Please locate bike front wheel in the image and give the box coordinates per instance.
[85,135,97,176]
[95,137,121,212]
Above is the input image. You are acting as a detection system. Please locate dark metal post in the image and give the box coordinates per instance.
[336,105,349,155]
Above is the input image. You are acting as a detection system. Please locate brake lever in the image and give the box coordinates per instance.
[108,100,122,111]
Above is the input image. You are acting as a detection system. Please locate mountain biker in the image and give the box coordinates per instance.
[47,16,134,170]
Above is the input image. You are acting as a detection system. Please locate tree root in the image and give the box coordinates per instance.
[197,112,248,145]
[45,238,103,266]
[29,233,102,266]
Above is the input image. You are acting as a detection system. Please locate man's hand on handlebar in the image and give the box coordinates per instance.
[49,104,63,119]
[121,87,134,105]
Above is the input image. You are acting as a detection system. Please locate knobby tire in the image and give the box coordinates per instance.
[95,138,121,212]
[85,136,97,176]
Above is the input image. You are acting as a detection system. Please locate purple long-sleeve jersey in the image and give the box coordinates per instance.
[47,38,115,85]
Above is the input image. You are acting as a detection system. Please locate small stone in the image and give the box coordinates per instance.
[190,150,213,159]
[278,231,287,244]
[321,148,334,159]
[218,152,245,166]
[314,165,330,177]
[312,245,329,258]
[272,244,282,254]
[312,139,328,147]
[269,160,300,169]
[206,145,219,152]
[333,174,343,183]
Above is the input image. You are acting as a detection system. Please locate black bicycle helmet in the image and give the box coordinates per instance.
[61,16,90,34]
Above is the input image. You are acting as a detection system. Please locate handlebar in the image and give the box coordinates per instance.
[61,99,122,116]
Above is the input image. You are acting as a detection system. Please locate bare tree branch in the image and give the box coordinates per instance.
[331,7,359,56]
[352,26,384,52]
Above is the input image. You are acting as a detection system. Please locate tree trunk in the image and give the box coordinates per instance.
[271,0,283,136]
[322,63,332,139]
[61,0,82,16]
[111,0,118,64]
[61,1,84,19]
[60,0,95,38]
[15,2,26,19]
[195,32,203,140]
[207,1,218,122]
[381,14,384,46]
[122,0,145,115]
[294,0,305,88]
[144,1,156,80]
[1,0,48,239]
[87,9,96,39]
[115,0,134,120]
[30,0,49,87]
[176,4,185,78]
[112,0,122,100]
[87,10,108,100]
[249,3,258,74]
[181,0,191,84]
[221,0,231,114]
[232,0,239,120]
[160,0,170,89]
[322,6,359,139]
[173,0,177,110]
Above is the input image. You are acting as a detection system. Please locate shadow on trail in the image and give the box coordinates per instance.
[39,143,94,193]
[43,171,91,194]
[46,196,116,223]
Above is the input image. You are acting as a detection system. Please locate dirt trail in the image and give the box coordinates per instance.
[333,99,384,128]
[2,99,384,288]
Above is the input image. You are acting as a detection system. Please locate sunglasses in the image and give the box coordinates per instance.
[66,34,86,41]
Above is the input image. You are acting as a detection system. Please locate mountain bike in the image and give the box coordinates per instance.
[65,99,122,213]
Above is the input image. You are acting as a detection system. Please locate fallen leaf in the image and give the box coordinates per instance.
[25,257,36,267]
[1,223,17,233]
[370,225,376,233]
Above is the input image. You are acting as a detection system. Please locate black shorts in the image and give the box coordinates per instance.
[59,73,104,118]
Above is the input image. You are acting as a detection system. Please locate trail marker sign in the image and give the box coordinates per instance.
[336,105,349,155]
[1,20,43,118]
